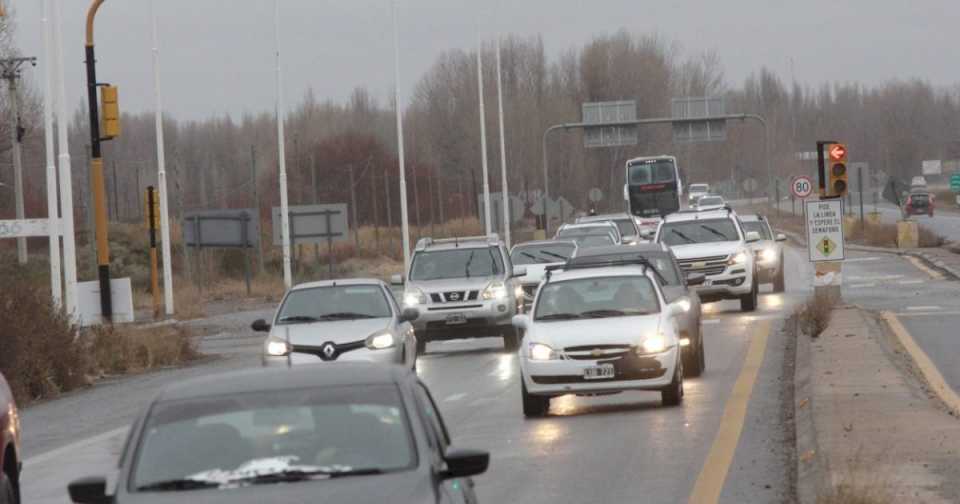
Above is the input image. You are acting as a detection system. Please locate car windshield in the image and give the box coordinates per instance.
[569,234,616,248]
[535,276,660,320]
[411,247,504,280]
[511,243,576,265]
[741,221,772,240]
[131,385,414,492]
[660,218,740,246]
[689,184,709,193]
[698,196,724,206]
[612,218,637,238]
[276,285,392,323]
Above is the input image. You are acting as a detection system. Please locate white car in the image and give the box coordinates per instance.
[740,214,787,293]
[575,213,641,244]
[687,183,710,206]
[693,195,725,211]
[555,222,622,248]
[510,240,578,310]
[654,207,761,312]
[511,258,686,417]
[254,279,419,369]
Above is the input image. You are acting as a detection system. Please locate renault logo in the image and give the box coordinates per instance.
[321,342,337,360]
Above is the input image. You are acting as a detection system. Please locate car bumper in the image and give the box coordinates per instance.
[521,346,679,396]
[263,346,401,367]
[410,299,516,339]
[692,269,753,300]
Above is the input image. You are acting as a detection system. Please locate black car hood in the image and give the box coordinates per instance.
[118,470,437,504]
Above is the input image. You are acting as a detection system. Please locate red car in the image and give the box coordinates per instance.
[0,373,20,504]
[902,191,935,218]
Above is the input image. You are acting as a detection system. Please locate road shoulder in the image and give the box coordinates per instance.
[794,306,960,503]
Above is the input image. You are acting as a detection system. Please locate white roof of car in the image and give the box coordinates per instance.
[290,278,385,291]
[738,214,764,222]
[662,208,735,223]
[546,264,661,284]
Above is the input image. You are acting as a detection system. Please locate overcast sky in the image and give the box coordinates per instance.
[10,0,960,121]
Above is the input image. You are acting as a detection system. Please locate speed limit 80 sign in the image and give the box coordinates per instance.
[791,176,814,199]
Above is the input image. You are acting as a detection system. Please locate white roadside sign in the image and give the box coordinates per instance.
[806,199,845,262]
[0,218,59,239]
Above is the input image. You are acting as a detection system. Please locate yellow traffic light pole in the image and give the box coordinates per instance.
[85,0,118,322]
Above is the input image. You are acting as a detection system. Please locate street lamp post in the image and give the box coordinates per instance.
[274,0,292,289]
[42,0,62,309]
[495,35,510,248]
[54,0,79,317]
[150,0,174,315]
[391,0,411,271]
[476,32,492,235]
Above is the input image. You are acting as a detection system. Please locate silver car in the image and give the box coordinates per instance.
[392,234,525,353]
[254,279,419,369]
[555,222,622,248]
[510,239,578,311]
[740,214,787,292]
[575,213,641,243]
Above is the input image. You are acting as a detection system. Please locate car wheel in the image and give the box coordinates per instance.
[521,381,550,417]
[0,472,15,504]
[416,336,427,355]
[661,362,684,406]
[698,336,706,374]
[502,327,520,352]
[682,333,703,378]
[740,275,758,312]
[773,258,786,293]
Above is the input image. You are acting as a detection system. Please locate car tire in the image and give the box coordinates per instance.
[502,327,520,352]
[773,259,786,293]
[521,381,550,417]
[416,336,427,355]
[740,275,758,312]
[661,362,684,406]
[684,337,705,378]
[0,472,16,504]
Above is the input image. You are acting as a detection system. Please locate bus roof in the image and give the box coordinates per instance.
[626,155,677,165]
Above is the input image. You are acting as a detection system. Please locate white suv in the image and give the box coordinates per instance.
[654,207,761,312]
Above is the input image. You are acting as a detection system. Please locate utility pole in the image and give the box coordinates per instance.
[476,32,492,235]
[0,56,37,264]
[41,0,62,309]
[150,0,174,315]
[53,0,79,317]
[274,0,292,289]
[391,0,411,270]
[495,35,511,248]
[250,145,264,273]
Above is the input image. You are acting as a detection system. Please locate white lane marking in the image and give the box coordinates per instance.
[443,392,467,402]
[899,280,924,285]
[702,319,721,325]
[844,256,882,263]
[847,275,904,281]
[848,283,877,289]
[906,306,942,311]
[897,310,960,317]
[25,426,128,468]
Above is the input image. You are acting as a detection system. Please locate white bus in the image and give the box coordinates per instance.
[623,155,683,226]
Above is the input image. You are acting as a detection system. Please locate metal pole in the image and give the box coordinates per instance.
[7,76,26,263]
[274,0,292,289]
[151,0,174,315]
[349,165,359,250]
[391,0,411,270]
[476,31,492,235]
[147,186,160,319]
[242,213,251,295]
[54,0,78,317]
[495,35,511,248]
[858,166,865,232]
[372,166,381,252]
[311,152,319,263]
[84,0,112,322]
[42,0,62,308]
[541,124,563,236]
[250,145,264,273]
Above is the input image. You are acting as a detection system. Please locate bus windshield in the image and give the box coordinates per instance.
[628,160,677,185]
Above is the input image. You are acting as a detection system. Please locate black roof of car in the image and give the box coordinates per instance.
[156,363,409,402]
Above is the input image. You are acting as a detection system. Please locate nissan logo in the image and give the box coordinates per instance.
[448,292,461,301]
[320,342,338,361]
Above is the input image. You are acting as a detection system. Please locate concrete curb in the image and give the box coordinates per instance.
[793,318,827,504]
[910,250,960,280]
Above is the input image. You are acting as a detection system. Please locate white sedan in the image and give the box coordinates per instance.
[511,259,685,417]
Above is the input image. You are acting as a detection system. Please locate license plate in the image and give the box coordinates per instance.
[583,364,615,380]
[445,313,467,325]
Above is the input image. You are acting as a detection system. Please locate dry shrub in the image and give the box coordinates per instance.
[797,295,832,338]
[818,485,892,504]
[88,324,199,375]
[844,221,898,247]
[918,226,944,248]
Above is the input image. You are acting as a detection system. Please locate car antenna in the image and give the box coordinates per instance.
[285,325,292,369]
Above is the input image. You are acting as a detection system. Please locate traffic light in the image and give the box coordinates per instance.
[825,142,848,198]
[100,85,120,140]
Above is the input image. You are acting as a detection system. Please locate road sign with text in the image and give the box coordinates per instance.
[806,199,845,262]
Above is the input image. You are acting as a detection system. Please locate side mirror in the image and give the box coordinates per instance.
[685,272,706,286]
[512,314,529,330]
[390,274,405,286]
[623,183,629,201]
[511,266,528,278]
[745,231,761,243]
[399,307,419,323]
[775,233,787,242]
[68,477,110,504]
[251,319,271,332]
[442,448,490,479]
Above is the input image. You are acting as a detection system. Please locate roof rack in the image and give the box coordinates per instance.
[544,255,668,286]
[415,233,500,250]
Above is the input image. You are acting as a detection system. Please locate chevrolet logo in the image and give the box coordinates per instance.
[692,261,707,269]
[591,349,604,357]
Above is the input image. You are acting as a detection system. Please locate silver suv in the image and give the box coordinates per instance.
[654,207,762,312]
[393,234,525,353]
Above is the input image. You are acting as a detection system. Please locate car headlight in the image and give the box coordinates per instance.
[265,336,290,357]
[760,248,778,263]
[727,251,748,266]
[676,299,691,312]
[482,281,508,301]
[403,288,426,307]
[636,335,669,355]
[528,342,560,361]
[514,284,524,300]
[366,331,396,350]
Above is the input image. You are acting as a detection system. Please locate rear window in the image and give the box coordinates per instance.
[689,184,709,192]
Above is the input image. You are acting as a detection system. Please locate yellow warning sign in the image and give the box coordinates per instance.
[817,237,837,257]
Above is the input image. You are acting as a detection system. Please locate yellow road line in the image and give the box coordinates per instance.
[882,312,960,416]
[905,255,944,280]
[687,320,772,504]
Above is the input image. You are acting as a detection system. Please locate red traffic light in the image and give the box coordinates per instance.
[828,144,847,161]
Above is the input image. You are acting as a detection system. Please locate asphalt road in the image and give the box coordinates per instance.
[20,256,822,504]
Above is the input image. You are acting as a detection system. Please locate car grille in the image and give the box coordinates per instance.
[430,290,479,303]
[564,344,632,360]
[677,254,728,277]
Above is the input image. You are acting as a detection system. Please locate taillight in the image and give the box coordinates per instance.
[906,196,912,206]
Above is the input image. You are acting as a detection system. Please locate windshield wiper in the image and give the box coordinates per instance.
[464,250,476,278]
[670,229,696,243]
[278,315,321,324]
[700,225,732,241]
[540,250,568,261]
[537,313,582,320]
[581,309,627,318]
[317,312,377,320]
[238,467,384,485]
[521,251,549,264]
[137,479,220,492]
